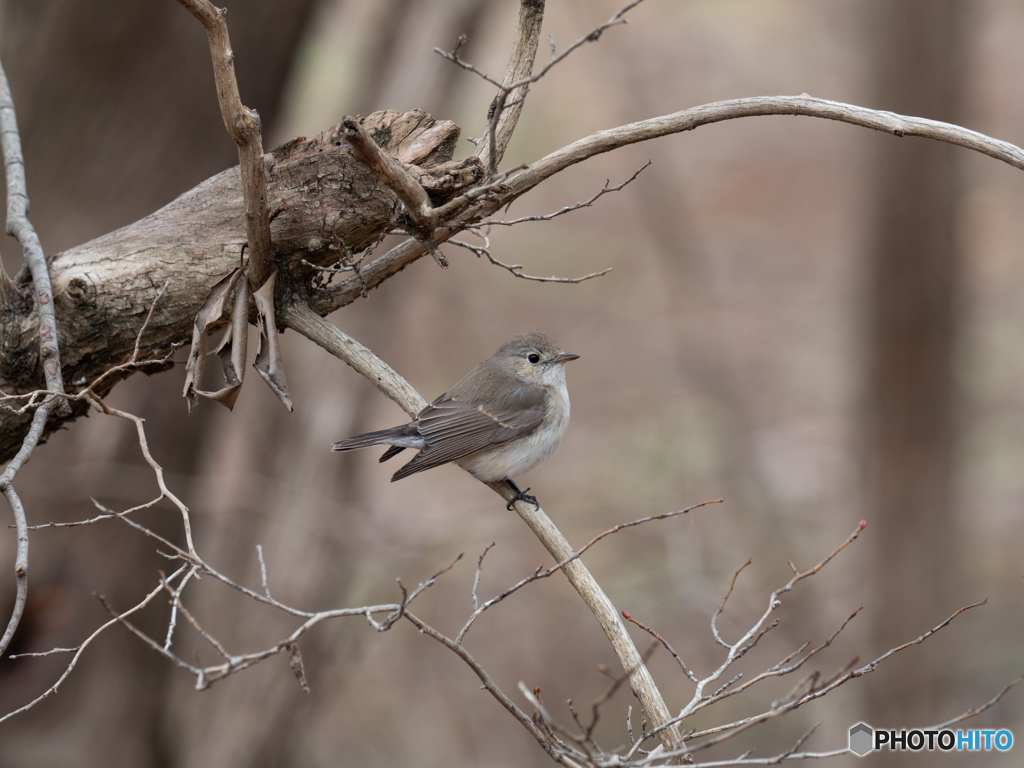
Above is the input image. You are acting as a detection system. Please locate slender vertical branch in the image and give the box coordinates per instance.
[175,0,274,291]
[0,62,69,415]
[475,0,545,171]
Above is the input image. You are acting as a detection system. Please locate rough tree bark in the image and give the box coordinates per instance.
[0,110,482,460]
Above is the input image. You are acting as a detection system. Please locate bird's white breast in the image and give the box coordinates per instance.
[457,384,570,482]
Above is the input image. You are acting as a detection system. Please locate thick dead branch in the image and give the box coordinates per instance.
[340,119,433,224]
[0,109,477,461]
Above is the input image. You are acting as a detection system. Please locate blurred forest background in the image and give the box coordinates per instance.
[0,0,1022,766]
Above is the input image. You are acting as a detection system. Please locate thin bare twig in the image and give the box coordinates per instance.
[924,676,1022,731]
[256,545,272,600]
[437,0,645,175]
[86,395,198,557]
[711,559,753,648]
[695,608,864,713]
[42,512,449,694]
[133,279,170,361]
[300,258,353,274]
[621,522,870,757]
[472,542,495,613]
[0,567,187,724]
[0,57,72,657]
[0,61,69,414]
[480,161,652,226]
[162,581,231,660]
[673,600,989,755]
[0,400,53,656]
[622,612,699,684]
[450,231,612,284]
[457,500,722,644]
[163,566,198,651]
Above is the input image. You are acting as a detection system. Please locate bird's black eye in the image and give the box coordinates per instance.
[528,353,540,364]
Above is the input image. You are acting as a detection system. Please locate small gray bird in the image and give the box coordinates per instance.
[331,332,578,509]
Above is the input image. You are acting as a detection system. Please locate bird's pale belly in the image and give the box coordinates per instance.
[457,388,570,482]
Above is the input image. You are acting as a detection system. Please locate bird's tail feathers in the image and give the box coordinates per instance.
[331,427,403,452]
[378,445,406,463]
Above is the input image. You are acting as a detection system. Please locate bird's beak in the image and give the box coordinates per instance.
[551,353,580,365]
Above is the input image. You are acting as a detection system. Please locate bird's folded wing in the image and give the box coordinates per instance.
[391,397,546,480]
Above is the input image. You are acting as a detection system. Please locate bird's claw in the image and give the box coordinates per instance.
[506,486,539,511]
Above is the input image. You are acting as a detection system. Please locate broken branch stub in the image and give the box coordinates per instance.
[340,115,448,268]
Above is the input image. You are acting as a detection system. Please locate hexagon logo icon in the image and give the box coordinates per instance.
[849,722,874,757]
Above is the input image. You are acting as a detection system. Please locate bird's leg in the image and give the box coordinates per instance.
[505,479,539,511]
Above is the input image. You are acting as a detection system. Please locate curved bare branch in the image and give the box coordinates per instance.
[0,400,53,656]
[279,301,685,754]
[314,93,1024,317]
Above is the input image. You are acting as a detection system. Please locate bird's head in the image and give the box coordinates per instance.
[497,332,579,388]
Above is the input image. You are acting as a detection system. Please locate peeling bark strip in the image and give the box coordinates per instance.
[252,271,292,412]
[182,265,247,411]
[0,110,483,461]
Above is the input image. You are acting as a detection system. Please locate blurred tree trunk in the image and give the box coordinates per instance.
[863,0,964,750]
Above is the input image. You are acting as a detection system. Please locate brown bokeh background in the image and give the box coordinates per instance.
[1,1,1022,766]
